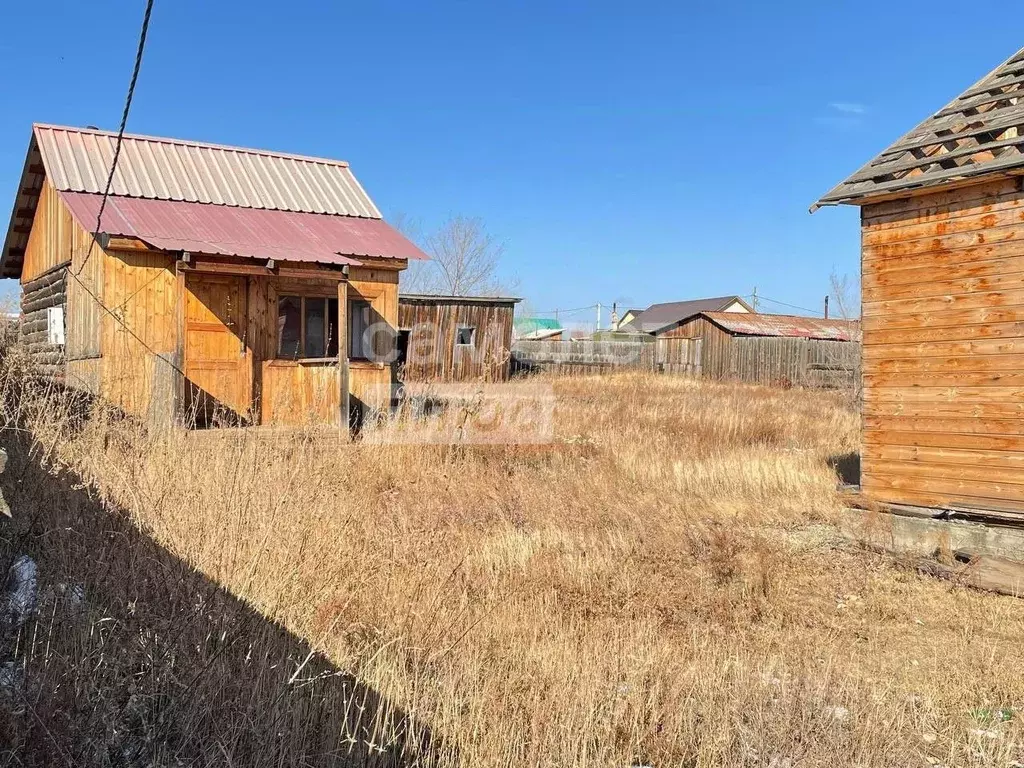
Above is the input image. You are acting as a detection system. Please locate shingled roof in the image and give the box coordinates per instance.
[813,46,1024,209]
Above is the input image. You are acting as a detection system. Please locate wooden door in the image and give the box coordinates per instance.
[184,274,252,425]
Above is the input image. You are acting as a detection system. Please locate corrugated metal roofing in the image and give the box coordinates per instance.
[515,317,562,332]
[59,191,426,266]
[702,312,859,341]
[814,46,1024,208]
[35,123,381,217]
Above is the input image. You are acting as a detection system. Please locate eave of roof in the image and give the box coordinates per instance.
[701,311,859,341]
[58,191,426,266]
[399,293,521,304]
[813,46,1024,210]
[1,124,421,276]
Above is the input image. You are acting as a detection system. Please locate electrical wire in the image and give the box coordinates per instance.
[748,294,824,317]
[531,303,598,316]
[76,0,155,277]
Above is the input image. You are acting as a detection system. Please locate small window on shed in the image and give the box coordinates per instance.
[47,306,65,346]
[456,326,476,346]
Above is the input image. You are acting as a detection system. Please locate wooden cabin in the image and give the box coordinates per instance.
[1,124,426,428]
[814,46,1024,517]
[664,311,859,384]
[397,294,519,381]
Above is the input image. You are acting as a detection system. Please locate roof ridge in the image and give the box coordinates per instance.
[32,122,351,168]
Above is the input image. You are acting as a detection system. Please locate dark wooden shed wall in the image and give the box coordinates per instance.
[398,299,515,381]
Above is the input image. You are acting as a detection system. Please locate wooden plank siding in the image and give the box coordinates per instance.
[398,298,516,382]
[861,178,1024,516]
[665,315,858,387]
[17,180,406,429]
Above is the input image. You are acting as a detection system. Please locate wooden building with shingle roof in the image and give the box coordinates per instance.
[815,46,1024,519]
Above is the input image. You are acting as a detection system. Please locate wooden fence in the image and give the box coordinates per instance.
[511,338,702,377]
[710,337,859,388]
[512,336,858,388]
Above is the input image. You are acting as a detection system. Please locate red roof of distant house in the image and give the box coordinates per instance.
[59,191,426,267]
[701,312,859,341]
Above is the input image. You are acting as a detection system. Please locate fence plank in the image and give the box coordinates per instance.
[512,336,858,387]
[511,339,702,377]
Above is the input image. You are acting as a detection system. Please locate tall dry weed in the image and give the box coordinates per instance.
[2,361,1024,766]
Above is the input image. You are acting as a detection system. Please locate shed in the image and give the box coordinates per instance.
[397,293,520,381]
[1,124,427,428]
[814,45,1024,517]
[667,311,859,383]
[623,295,752,335]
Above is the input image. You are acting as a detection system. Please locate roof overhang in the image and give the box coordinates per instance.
[57,191,426,267]
[1,131,43,278]
[399,293,521,305]
[812,46,1024,212]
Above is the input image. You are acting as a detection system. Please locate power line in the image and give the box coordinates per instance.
[532,303,597,316]
[747,294,824,317]
[76,0,155,278]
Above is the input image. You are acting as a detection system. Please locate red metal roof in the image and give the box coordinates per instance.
[702,312,859,341]
[59,191,427,267]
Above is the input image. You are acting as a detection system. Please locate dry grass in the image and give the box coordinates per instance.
[3,362,1024,766]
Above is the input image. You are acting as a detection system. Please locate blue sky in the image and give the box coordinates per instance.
[0,0,1019,322]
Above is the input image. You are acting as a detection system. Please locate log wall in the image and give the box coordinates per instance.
[19,265,67,380]
[861,177,1024,516]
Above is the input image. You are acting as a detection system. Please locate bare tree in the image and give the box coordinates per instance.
[396,214,507,296]
[829,269,860,322]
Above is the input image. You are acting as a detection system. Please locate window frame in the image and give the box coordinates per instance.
[276,294,339,361]
[348,298,373,361]
[455,326,476,347]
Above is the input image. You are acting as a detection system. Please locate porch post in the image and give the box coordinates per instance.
[173,260,188,426]
[337,278,350,431]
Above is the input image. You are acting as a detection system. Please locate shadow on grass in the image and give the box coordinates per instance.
[829,451,861,487]
[0,432,446,767]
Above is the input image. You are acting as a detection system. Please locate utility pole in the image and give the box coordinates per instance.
[824,295,830,319]
[751,286,759,311]
[596,302,602,332]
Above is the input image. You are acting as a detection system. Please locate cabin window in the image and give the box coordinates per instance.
[456,326,476,346]
[47,306,65,346]
[349,300,372,360]
[277,296,340,359]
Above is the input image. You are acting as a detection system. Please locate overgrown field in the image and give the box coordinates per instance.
[3,367,1024,767]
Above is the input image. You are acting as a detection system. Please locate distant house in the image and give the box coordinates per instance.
[514,317,563,341]
[397,294,520,382]
[813,45,1024,517]
[623,295,752,335]
[1,124,426,429]
[668,311,859,382]
[614,308,644,332]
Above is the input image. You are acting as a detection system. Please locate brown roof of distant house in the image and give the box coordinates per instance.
[702,312,859,341]
[814,46,1024,209]
[630,296,751,333]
